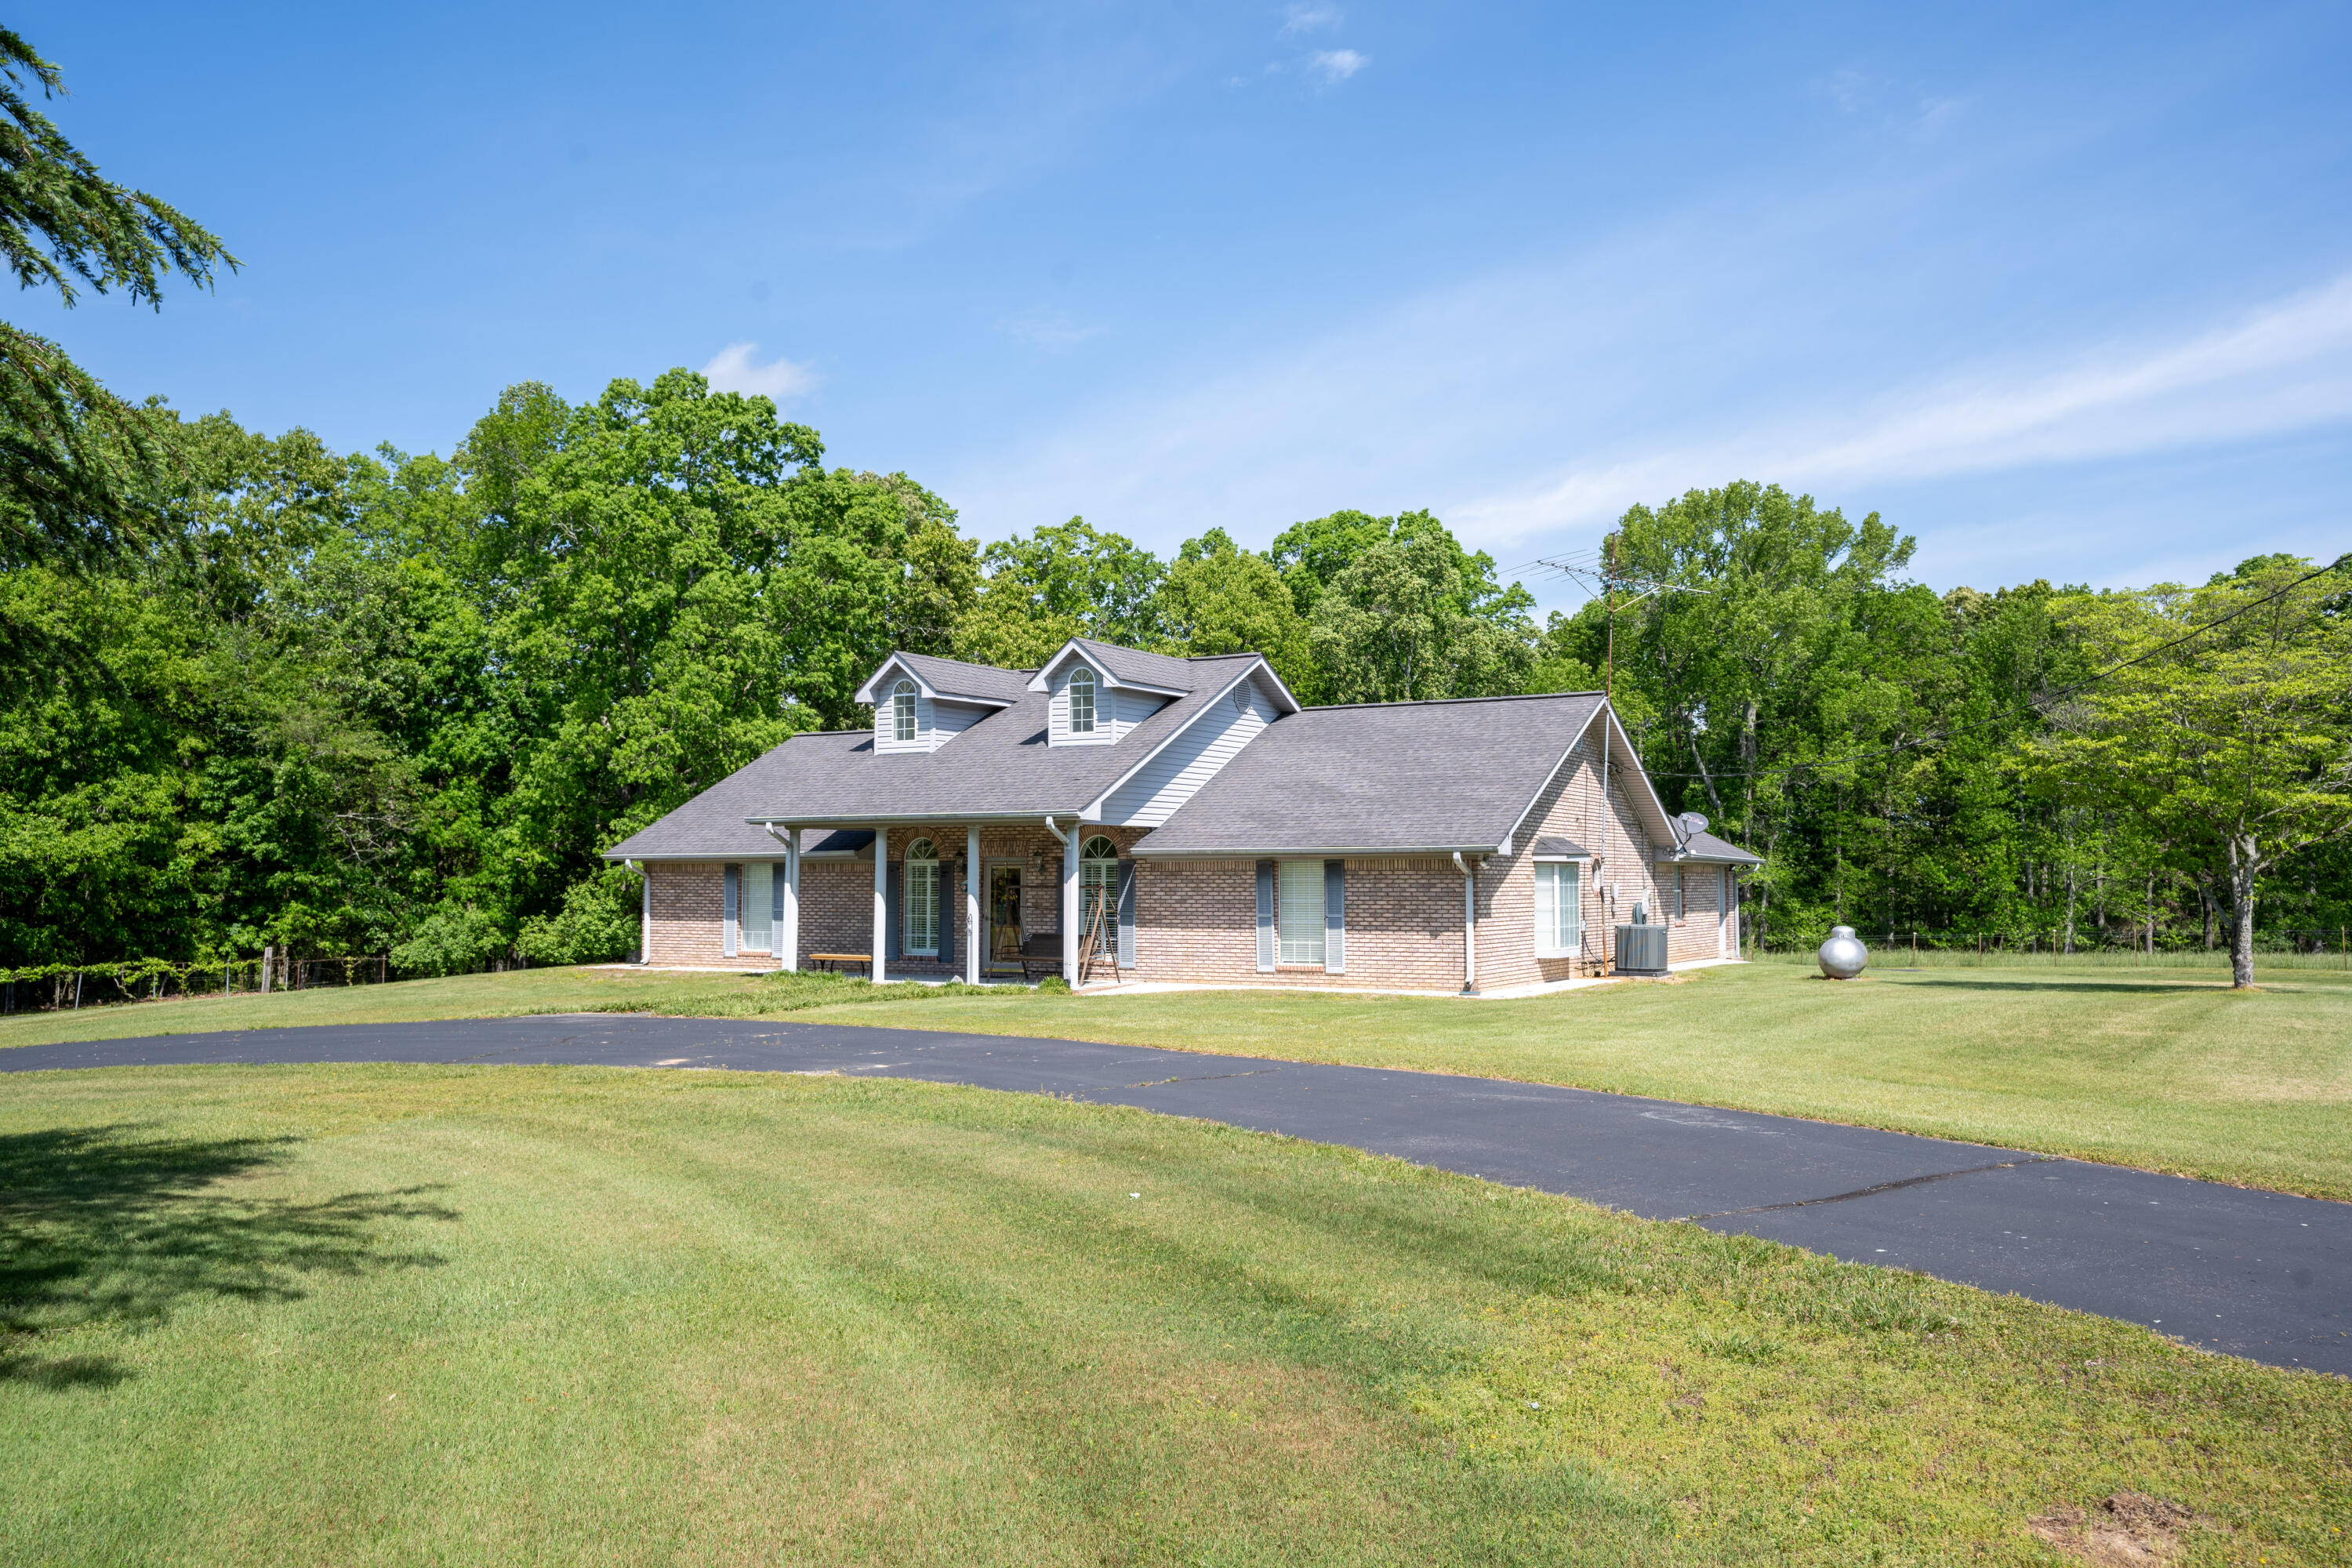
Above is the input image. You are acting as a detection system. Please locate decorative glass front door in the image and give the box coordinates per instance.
[988,863,1024,973]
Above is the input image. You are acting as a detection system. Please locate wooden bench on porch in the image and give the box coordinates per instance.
[807,953,871,976]
[1018,934,1062,982]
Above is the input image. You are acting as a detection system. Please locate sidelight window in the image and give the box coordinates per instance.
[904,839,939,956]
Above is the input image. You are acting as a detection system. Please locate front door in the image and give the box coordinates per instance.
[987,863,1025,973]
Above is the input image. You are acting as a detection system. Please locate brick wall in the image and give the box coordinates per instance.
[1130,856,1468,989]
[1471,731,1668,988]
[641,861,786,971]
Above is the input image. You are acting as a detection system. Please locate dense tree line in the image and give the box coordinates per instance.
[2,27,2343,980]
[3,378,2345,976]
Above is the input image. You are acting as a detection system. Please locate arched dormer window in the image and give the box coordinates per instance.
[891,679,917,743]
[1068,667,1097,734]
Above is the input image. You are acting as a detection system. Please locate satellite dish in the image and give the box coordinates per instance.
[1678,811,1710,837]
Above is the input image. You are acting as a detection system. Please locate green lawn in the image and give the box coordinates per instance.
[3,1065,2343,1565]
[9,960,2348,1200]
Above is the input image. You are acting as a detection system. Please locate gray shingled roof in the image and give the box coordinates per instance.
[1669,828,1763,865]
[895,651,1032,705]
[1532,836,1591,858]
[603,652,1266,861]
[1064,637,1200,691]
[1131,693,1609,857]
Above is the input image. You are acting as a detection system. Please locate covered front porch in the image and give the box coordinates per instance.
[753,818,1138,987]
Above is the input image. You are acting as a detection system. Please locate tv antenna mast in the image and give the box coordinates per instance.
[1519,535,1710,699]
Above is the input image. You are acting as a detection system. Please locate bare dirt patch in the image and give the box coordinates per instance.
[2027,1492,2207,1565]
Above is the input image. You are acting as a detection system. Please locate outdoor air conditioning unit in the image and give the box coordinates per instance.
[1613,923,1668,976]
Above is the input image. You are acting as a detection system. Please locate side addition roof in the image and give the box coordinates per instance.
[1131,692,1610,858]
[1668,827,1763,866]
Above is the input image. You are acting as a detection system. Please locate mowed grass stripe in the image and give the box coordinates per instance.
[4,1065,2346,1565]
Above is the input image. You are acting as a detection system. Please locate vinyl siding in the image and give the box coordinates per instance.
[1098,674,1272,826]
[1114,688,1167,737]
[1048,667,1166,746]
[931,699,989,744]
[876,688,993,753]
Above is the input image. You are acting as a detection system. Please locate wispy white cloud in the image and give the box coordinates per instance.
[1819,67,1965,136]
[1450,273,2352,546]
[946,221,2352,592]
[1307,48,1367,87]
[1280,3,1342,34]
[699,342,819,401]
[999,311,1105,351]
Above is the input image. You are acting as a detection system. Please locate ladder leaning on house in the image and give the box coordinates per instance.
[1076,891,1122,985]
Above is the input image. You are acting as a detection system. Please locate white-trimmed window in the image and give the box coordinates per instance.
[1068,667,1097,733]
[1675,867,1686,920]
[742,862,774,953]
[1534,862,1582,956]
[891,680,917,742]
[1080,836,1117,941]
[903,838,939,956]
[1277,858,1325,965]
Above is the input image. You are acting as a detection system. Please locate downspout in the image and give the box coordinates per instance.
[1453,852,1478,993]
[625,859,648,966]
[1044,816,1076,985]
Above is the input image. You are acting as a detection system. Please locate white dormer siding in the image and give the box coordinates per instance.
[1047,665,1170,746]
[876,690,992,753]
[1098,674,1274,825]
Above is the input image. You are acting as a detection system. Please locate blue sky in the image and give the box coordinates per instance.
[18,2,2351,613]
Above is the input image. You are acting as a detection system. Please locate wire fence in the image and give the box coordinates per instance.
[0,954,394,1014]
[1748,927,2351,971]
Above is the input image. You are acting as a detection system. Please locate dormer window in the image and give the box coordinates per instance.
[891,680,917,742]
[1068,668,1097,734]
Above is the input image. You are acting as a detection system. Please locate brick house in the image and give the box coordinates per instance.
[602,638,1760,993]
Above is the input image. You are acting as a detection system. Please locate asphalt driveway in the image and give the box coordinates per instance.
[5,1014,2344,1376]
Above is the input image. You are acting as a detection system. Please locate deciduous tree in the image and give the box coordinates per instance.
[2027,557,2352,987]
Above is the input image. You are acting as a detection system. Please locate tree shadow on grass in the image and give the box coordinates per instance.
[0,1124,456,1389]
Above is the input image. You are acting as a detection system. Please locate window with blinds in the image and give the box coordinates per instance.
[1277,858,1325,965]
[1534,862,1581,956]
[742,862,774,953]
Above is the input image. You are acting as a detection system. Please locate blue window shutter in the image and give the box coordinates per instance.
[1254,860,1276,972]
[1116,859,1137,969]
[1323,859,1346,973]
[886,863,903,960]
[723,865,740,957]
[939,866,956,968]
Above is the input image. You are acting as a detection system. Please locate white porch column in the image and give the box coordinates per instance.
[965,825,982,985]
[1062,818,1080,984]
[780,828,800,971]
[873,826,889,983]
[628,859,648,964]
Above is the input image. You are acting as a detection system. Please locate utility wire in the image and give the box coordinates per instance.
[1633,550,2350,782]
